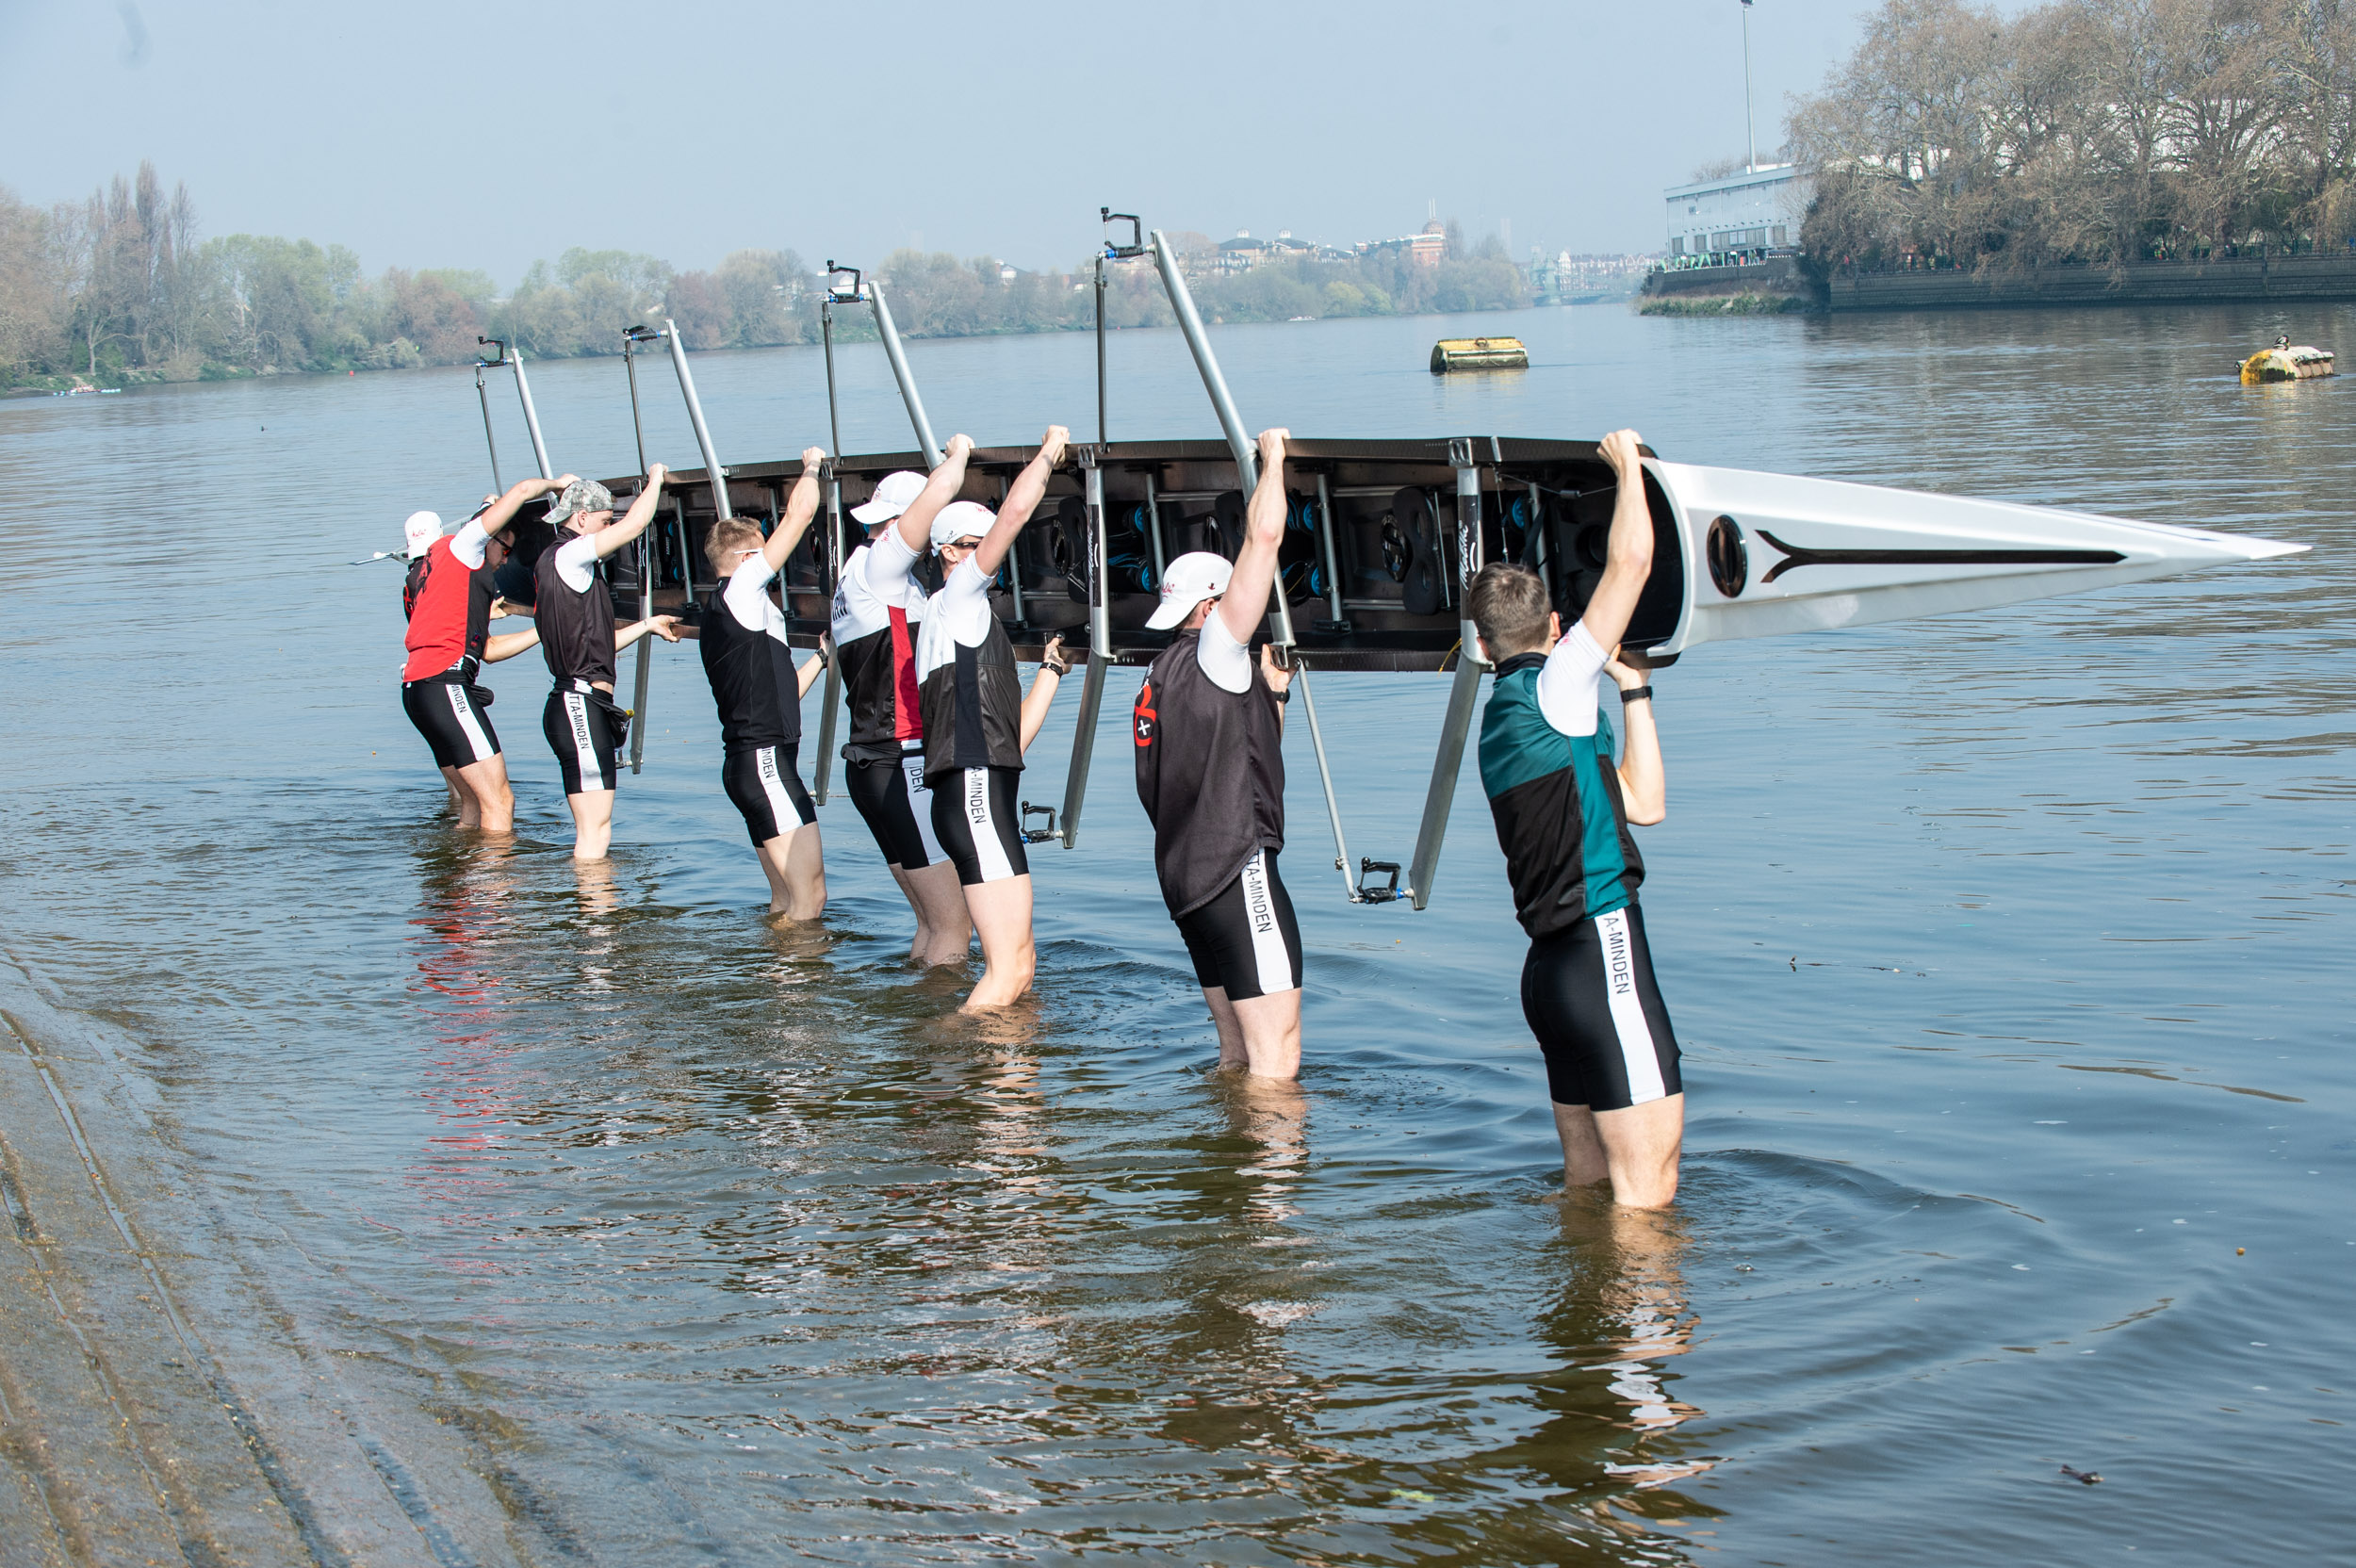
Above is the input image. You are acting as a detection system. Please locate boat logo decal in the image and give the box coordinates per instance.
[1753,529,2125,585]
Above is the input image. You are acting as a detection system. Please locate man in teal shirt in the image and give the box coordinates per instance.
[1466,428,1677,1207]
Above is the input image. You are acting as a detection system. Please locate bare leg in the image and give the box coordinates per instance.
[1227,989,1301,1080]
[1201,987,1246,1065]
[1555,1094,1685,1208]
[440,766,477,826]
[958,874,1036,1009]
[453,754,515,833]
[755,824,826,921]
[564,789,615,860]
[899,858,973,967]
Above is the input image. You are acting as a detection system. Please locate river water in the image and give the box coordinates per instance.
[1,301,2348,1564]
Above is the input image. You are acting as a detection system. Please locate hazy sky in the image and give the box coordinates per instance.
[7,0,1986,284]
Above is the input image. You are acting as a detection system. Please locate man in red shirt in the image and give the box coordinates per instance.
[399,474,567,832]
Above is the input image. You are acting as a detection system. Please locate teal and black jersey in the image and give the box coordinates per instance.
[1479,645,1644,939]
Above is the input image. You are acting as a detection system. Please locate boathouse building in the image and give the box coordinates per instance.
[1663,164,1808,264]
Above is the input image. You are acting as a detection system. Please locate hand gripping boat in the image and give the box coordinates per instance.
[468,220,2305,912]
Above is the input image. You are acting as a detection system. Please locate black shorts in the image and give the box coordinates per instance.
[845,751,945,870]
[544,682,623,795]
[722,743,816,846]
[1175,849,1302,1002]
[928,764,1028,886]
[401,675,501,769]
[1520,904,1681,1113]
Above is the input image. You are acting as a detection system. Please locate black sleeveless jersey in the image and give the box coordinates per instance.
[534,538,616,687]
[917,616,1023,777]
[699,580,801,752]
[1133,630,1286,917]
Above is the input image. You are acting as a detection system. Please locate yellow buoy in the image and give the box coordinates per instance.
[2240,341,2334,383]
[1431,336,1529,373]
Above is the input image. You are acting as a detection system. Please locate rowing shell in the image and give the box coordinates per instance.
[1644,462,2307,657]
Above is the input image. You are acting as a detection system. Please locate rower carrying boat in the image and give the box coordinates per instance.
[470,210,2305,915]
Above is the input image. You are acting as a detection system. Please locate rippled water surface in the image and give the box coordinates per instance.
[2,302,2349,1564]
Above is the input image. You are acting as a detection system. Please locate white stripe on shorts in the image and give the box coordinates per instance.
[963,766,1016,883]
[444,683,494,764]
[903,752,944,866]
[1595,908,1666,1104]
[564,691,608,794]
[755,746,804,836]
[1236,850,1296,995]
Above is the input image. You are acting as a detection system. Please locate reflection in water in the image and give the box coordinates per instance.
[404,838,530,1269]
[1437,1197,1716,1559]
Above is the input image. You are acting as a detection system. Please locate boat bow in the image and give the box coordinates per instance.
[1647,462,2307,654]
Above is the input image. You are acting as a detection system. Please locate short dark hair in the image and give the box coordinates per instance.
[1466,563,1552,658]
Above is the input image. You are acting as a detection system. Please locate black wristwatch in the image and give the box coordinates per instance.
[1618,684,1653,703]
[1275,686,1292,705]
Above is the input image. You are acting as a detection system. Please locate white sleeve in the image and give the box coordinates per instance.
[865,526,920,587]
[941,555,993,645]
[723,555,777,630]
[450,517,490,570]
[553,534,598,594]
[1195,610,1253,694]
[1534,622,1607,738]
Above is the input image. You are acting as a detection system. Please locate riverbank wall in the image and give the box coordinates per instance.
[1642,257,1807,299]
[1828,252,2356,310]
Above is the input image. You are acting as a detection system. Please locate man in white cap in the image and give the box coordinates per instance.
[1132,428,1302,1078]
[398,475,565,832]
[533,468,684,860]
[865,428,1072,1008]
[828,466,970,964]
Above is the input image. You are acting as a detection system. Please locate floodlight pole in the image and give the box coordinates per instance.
[1742,0,1757,172]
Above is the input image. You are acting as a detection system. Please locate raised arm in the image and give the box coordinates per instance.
[1606,647,1664,825]
[798,636,831,698]
[973,426,1070,580]
[477,474,568,538]
[591,464,670,562]
[1577,430,1656,653]
[763,449,826,573]
[892,434,974,555]
[1217,427,1290,645]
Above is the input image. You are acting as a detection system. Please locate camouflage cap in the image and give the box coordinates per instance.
[546,478,614,528]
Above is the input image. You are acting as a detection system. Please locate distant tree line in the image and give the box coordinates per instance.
[0,165,1530,391]
[1795,0,2356,273]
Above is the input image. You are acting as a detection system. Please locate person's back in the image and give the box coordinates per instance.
[534,531,617,691]
[696,468,826,918]
[1464,427,1680,1209]
[1135,623,1286,921]
[829,471,968,966]
[1128,427,1305,1080]
[1479,635,1645,939]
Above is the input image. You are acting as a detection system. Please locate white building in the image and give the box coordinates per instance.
[1663,164,1808,262]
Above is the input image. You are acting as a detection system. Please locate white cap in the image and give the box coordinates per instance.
[851,470,925,527]
[930,499,995,551]
[1145,550,1234,629]
[402,510,444,561]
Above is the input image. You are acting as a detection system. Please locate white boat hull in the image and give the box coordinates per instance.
[1644,461,2307,656]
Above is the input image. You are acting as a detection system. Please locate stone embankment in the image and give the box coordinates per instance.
[1828,251,2356,310]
